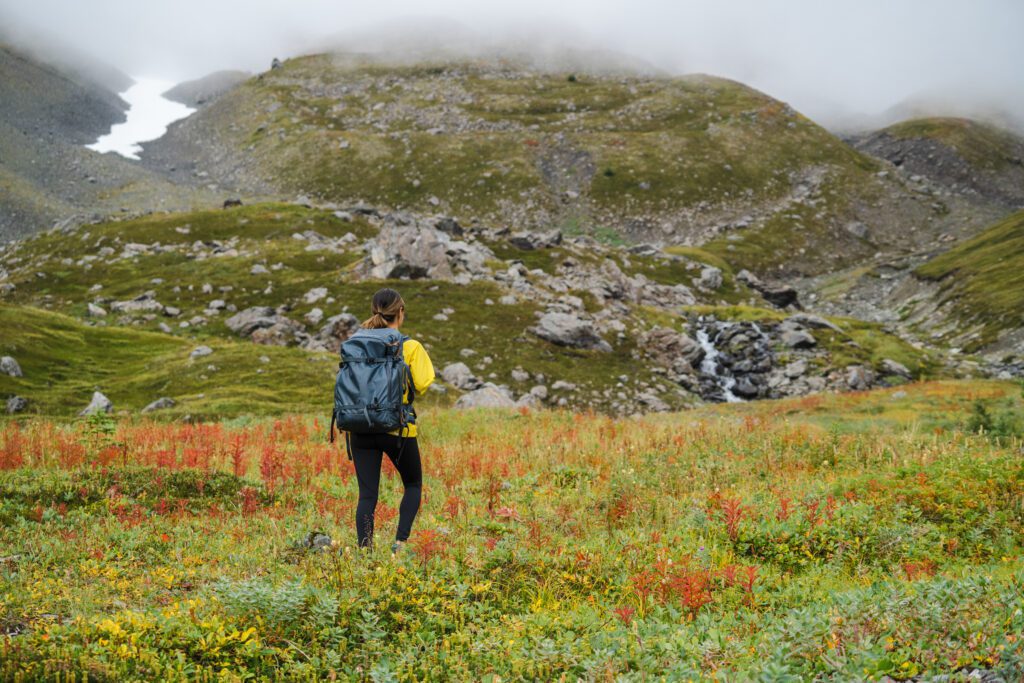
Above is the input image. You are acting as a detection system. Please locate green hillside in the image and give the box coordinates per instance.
[0,202,941,417]
[884,117,1024,171]
[142,55,915,276]
[914,209,1024,350]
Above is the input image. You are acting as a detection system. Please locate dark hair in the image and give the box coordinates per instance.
[361,288,405,329]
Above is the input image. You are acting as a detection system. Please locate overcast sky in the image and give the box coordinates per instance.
[2,0,1021,130]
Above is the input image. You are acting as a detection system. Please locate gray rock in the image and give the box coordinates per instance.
[441,362,482,391]
[251,319,305,347]
[697,266,723,291]
[305,308,324,325]
[781,329,816,349]
[846,365,874,391]
[637,391,670,412]
[303,287,328,304]
[142,397,176,413]
[190,345,214,359]
[737,270,800,309]
[250,264,270,275]
[551,380,577,391]
[226,306,279,336]
[0,356,22,377]
[303,313,359,352]
[529,384,549,400]
[514,393,542,409]
[641,327,704,369]
[6,396,27,414]
[784,359,808,378]
[79,391,113,416]
[87,303,107,317]
[359,223,493,281]
[508,230,562,251]
[845,221,869,239]
[880,358,912,378]
[110,293,164,314]
[511,367,530,382]
[529,312,612,352]
[454,383,516,409]
[786,313,843,333]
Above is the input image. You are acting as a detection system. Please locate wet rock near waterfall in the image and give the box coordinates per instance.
[641,327,704,380]
[691,318,775,402]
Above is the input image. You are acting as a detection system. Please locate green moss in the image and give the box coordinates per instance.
[913,209,1024,350]
[884,117,1024,170]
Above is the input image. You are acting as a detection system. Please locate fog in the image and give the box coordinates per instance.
[1,0,1021,132]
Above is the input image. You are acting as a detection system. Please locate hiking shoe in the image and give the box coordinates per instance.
[390,540,406,556]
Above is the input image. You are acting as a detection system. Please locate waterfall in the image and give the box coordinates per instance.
[695,326,743,403]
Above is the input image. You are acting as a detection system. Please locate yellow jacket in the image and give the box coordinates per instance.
[389,338,435,438]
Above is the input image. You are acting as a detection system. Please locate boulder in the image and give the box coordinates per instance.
[79,391,113,416]
[454,383,516,409]
[302,313,359,352]
[786,313,843,333]
[846,365,874,391]
[142,397,176,413]
[110,293,165,314]
[6,396,27,414]
[736,270,800,309]
[529,312,612,352]
[87,303,107,317]
[508,230,562,251]
[0,356,22,377]
[880,358,912,378]
[358,223,493,281]
[641,327,704,369]
[303,287,328,304]
[441,362,482,391]
[190,345,214,359]
[226,307,279,336]
[697,266,723,291]
[781,329,816,349]
[251,319,305,347]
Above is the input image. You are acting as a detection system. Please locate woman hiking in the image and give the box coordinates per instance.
[350,288,435,554]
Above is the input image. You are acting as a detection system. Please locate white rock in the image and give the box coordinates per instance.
[0,356,23,377]
[79,391,113,416]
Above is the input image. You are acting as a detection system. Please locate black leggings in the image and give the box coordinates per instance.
[350,433,422,547]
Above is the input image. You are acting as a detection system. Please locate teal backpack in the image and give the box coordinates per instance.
[329,327,416,460]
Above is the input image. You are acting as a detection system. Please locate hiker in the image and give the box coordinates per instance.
[348,288,435,553]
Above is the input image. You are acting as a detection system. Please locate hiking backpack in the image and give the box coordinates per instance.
[329,327,416,459]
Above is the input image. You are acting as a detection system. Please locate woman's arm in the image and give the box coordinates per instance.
[407,340,435,395]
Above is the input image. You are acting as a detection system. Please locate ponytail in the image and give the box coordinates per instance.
[361,288,405,329]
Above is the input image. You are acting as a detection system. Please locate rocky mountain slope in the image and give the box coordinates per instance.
[0,43,225,241]
[162,70,251,108]
[139,52,1002,280]
[847,117,1024,208]
[0,201,938,418]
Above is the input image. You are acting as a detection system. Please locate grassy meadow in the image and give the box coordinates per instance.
[1,380,1023,681]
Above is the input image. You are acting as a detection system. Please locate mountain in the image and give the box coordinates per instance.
[140,52,996,279]
[0,43,225,242]
[162,70,251,108]
[847,117,1024,208]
